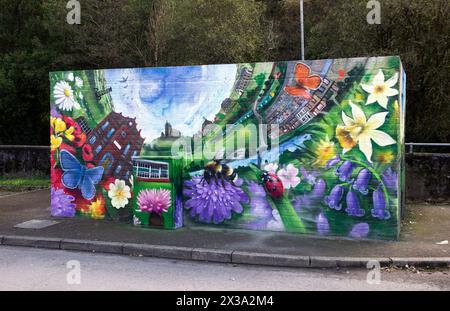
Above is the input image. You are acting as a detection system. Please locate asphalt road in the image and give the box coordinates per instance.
[0,246,448,291]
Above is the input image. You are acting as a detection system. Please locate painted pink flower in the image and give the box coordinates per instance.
[137,189,171,215]
[277,164,301,189]
[263,163,278,174]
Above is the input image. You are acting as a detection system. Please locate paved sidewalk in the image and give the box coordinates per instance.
[0,190,449,268]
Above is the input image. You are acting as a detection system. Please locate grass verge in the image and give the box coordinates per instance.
[0,176,50,192]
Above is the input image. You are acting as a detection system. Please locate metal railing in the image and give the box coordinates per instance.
[405,143,450,154]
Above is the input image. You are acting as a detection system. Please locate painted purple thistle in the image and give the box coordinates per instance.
[335,160,353,182]
[137,189,171,214]
[183,176,249,224]
[345,189,365,217]
[51,187,76,217]
[324,184,344,211]
[352,168,371,195]
[349,223,370,238]
[316,212,330,236]
[381,167,398,192]
[371,186,391,220]
[326,155,341,169]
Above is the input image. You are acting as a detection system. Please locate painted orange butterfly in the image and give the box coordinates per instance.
[284,63,322,99]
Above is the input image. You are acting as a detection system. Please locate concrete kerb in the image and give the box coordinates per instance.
[1,235,449,269]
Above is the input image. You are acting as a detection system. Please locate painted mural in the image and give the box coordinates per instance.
[50,56,405,240]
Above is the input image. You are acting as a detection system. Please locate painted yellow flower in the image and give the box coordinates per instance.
[50,135,62,151]
[313,138,336,166]
[53,118,67,134]
[376,151,395,164]
[361,69,398,109]
[89,197,105,220]
[336,101,396,163]
[64,126,75,141]
[393,100,399,119]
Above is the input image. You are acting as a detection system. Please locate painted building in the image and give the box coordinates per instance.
[87,111,144,181]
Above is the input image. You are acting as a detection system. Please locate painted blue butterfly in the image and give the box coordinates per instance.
[60,150,104,200]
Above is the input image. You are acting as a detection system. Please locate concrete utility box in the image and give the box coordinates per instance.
[50,56,405,240]
[132,157,184,229]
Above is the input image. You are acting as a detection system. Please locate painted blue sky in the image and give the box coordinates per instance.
[105,64,237,142]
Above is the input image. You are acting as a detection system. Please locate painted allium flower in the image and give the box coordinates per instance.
[324,185,344,211]
[108,179,131,209]
[316,212,330,236]
[349,223,369,238]
[336,102,396,163]
[353,168,371,195]
[371,186,391,220]
[360,69,399,109]
[51,187,76,217]
[381,167,397,192]
[345,189,365,217]
[53,81,80,111]
[183,176,248,224]
[335,160,353,182]
[277,164,301,189]
[264,163,278,174]
[137,189,171,215]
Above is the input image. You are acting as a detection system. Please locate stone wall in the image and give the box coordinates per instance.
[405,153,450,203]
[0,146,50,176]
[0,146,448,202]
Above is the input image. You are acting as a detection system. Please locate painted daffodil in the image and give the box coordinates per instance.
[360,69,398,109]
[336,102,396,163]
[53,81,80,111]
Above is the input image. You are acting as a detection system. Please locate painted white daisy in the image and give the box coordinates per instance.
[75,76,83,88]
[53,81,80,111]
[67,72,74,81]
[360,69,398,109]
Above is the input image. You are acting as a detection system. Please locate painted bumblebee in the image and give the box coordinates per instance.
[202,160,238,186]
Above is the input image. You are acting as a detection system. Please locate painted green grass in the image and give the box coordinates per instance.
[0,176,50,192]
